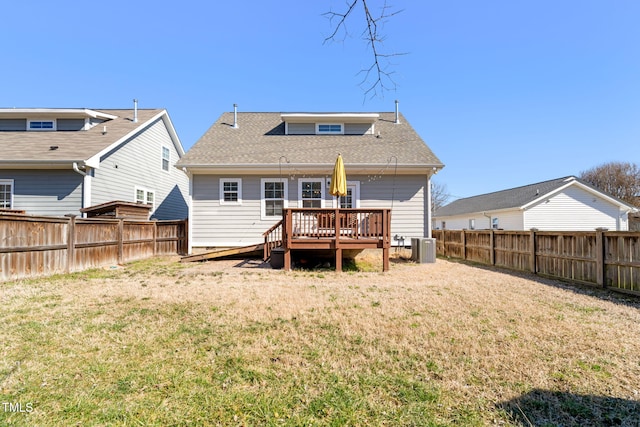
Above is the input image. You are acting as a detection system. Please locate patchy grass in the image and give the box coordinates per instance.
[1,256,639,425]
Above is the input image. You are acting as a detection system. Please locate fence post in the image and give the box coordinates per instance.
[152,220,158,256]
[462,229,467,260]
[595,228,607,288]
[529,228,537,274]
[66,215,76,273]
[490,229,495,265]
[118,219,124,265]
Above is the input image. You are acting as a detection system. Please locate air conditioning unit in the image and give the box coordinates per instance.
[411,238,436,263]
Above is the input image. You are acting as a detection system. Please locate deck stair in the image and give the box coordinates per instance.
[180,244,263,263]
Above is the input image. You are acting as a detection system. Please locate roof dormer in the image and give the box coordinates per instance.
[281,113,379,136]
[0,109,118,132]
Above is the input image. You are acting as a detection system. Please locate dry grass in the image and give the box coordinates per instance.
[1,253,639,426]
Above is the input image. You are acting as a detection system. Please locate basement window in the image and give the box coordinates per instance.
[27,119,56,131]
[316,123,343,134]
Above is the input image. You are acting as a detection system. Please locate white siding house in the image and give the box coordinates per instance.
[0,107,189,219]
[177,109,443,252]
[434,176,636,231]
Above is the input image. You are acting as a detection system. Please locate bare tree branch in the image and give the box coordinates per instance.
[323,0,406,99]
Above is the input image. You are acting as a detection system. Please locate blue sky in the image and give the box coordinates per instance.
[3,1,639,202]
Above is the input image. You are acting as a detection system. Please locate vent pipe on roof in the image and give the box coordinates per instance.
[133,99,138,123]
[394,100,400,124]
[232,104,238,129]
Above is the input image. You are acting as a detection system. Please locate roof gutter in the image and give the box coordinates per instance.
[72,162,86,176]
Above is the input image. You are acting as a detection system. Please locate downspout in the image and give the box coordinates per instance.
[426,172,433,238]
[483,212,492,229]
[73,162,92,217]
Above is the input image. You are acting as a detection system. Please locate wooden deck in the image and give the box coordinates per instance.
[263,208,391,271]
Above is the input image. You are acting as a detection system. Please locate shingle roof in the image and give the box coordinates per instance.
[0,109,164,164]
[434,176,621,217]
[177,112,443,169]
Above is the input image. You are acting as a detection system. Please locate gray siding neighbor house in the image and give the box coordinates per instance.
[433,176,637,231]
[176,107,444,252]
[0,106,189,219]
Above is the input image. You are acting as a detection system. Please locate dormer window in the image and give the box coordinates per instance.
[28,119,56,131]
[316,123,343,134]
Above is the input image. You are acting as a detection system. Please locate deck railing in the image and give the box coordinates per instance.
[262,220,283,260]
[285,208,390,240]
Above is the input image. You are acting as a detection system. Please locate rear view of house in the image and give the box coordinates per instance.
[177,105,444,256]
[0,105,189,219]
[434,176,636,231]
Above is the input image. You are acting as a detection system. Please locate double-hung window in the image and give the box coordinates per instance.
[261,178,288,219]
[0,179,14,208]
[299,179,325,208]
[220,178,242,205]
[161,146,170,171]
[135,186,155,209]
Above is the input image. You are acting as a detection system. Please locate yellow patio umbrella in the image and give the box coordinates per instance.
[330,153,347,197]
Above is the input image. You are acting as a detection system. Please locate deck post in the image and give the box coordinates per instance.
[335,248,342,272]
[284,210,292,270]
[284,248,291,271]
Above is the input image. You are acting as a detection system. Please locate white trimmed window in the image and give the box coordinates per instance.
[28,119,56,131]
[492,217,499,229]
[135,186,155,209]
[161,146,170,171]
[298,179,325,208]
[220,178,242,205]
[0,179,14,208]
[261,178,288,219]
[316,123,343,134]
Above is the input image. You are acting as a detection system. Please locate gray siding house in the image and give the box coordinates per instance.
[0,106,189,219]
[434,176,637,231]
[177,108,444,252]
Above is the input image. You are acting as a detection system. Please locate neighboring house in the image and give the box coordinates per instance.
[0,106,189,219]
[433,176,637,231]
[176,107,444,252]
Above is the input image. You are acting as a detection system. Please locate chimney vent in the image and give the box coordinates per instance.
[133,99,138,123]
[232,104,238,129]
[394,100,400,124]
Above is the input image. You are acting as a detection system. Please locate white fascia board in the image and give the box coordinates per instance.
[0,108,118,120]
[181,163,443,175]
[281,113,380,123]
[85,110,166,169]
[160,111,186,156]
[0,160,84,169]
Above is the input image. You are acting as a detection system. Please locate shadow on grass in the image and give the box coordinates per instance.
[497,389,640,426]
[440,256,640,310]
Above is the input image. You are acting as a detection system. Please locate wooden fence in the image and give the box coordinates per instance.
[432,229,640,297]
[0,213,188,281]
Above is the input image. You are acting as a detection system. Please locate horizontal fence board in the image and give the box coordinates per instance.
[433,229,640,297]
[0,214,187,281]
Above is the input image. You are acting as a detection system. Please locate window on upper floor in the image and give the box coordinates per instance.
[316,123,343,134]
[162,146,170,171]
[27,119,56,131]
[0,179,14,208]
[220,178,242,205]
